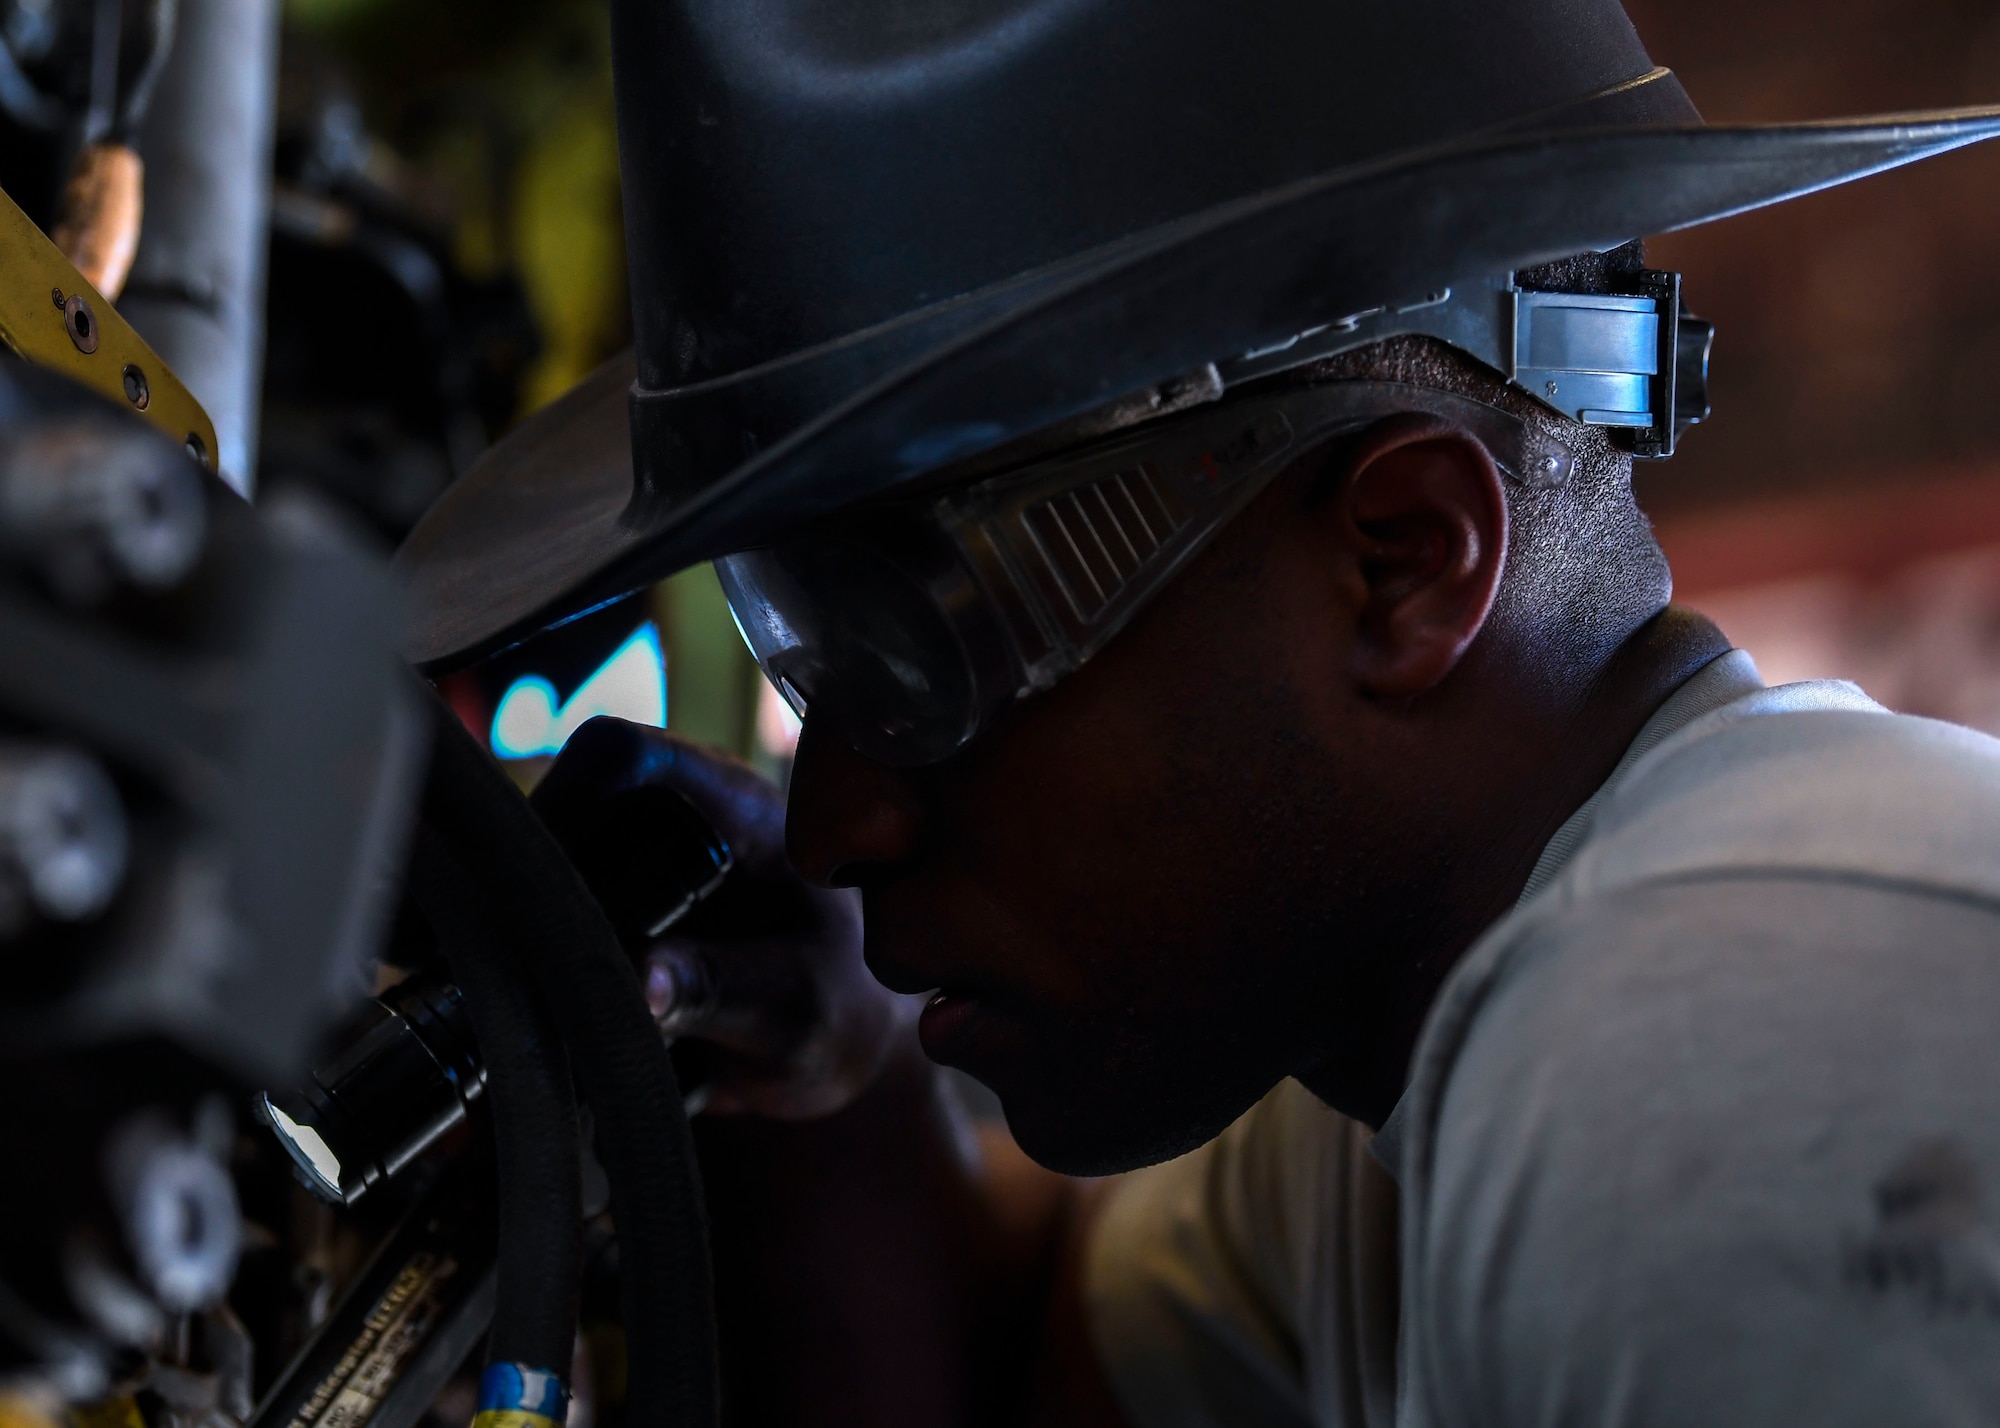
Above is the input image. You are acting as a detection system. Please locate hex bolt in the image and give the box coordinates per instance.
[104,1114,242,1314]
[0,743,128,933]
[0,416,208,604]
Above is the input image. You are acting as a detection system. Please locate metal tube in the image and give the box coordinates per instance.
[119,0,279,496]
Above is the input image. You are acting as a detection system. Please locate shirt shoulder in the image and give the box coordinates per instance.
[1561,685,2000,905]
[1396,695,2000,1425]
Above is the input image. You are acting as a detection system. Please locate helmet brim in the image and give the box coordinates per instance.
[398,109,2000,671]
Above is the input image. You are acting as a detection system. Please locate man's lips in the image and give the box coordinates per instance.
[917,989,981,1061]
[868,947,991,1059]
[866,923,1030,1065]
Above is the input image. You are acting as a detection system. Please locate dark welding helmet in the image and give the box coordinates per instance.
[397,0,2000,673]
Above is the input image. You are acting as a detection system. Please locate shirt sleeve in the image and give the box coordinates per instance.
[1084,1079,1399,1428]
[1403,875,2000,1428]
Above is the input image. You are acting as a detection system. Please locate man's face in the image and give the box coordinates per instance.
[787,464,1414,1174]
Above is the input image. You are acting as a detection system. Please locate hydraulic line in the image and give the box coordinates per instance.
[418,690,719,1428]
[407,824,582,1382]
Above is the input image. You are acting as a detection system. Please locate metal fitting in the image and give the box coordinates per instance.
[261,975,487,1205]
[0,743,128,935]
[121,364,151,412]
[103,1114,242,1315]
[0,416,208,604]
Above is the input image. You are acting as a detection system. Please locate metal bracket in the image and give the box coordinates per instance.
[1511,288,1659,430]
[1216,266,1714,460]
[1508,269,1712,460]
[0,183,219,470]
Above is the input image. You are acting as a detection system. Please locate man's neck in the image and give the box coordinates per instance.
[1298,605,1733,1129]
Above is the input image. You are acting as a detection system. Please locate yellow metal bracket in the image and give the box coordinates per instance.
[0,183,219,473]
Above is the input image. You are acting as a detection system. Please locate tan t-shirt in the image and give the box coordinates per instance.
[1084,653,2000,1426]
[1086,1078,1399,1428]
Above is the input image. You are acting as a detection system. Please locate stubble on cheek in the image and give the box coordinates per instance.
[868,488,1378,1161]
[897,691,1345,1142]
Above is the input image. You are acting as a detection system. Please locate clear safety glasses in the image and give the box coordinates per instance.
[716,380,1577,767]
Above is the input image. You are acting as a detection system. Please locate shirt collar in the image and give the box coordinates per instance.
[1513,648,1765,904]
[1369,648,1766,1175]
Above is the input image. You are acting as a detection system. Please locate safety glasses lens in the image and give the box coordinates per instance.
[716,541,984,765]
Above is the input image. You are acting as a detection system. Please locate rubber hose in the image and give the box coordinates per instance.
[419,691,719,1428]
[408,823,584,1376]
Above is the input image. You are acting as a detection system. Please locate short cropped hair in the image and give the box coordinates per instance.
[1284,243,1674,670]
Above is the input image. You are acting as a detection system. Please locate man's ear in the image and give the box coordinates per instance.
[1333,418,1508,698]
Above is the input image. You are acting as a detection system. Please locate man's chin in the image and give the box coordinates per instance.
[979,1063,1269,1178]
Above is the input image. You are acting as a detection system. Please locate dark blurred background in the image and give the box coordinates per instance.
[266,0,787,779]
[1626,0,2000,729]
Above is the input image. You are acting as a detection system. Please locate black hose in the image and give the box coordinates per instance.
[408,824,583,1376]
[419,689,719,1428]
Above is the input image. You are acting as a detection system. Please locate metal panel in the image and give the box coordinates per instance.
[0,186,219,467]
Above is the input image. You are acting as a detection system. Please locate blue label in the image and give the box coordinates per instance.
[477,1362,570,1420]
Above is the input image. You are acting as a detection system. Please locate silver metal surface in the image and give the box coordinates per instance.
[121,0,280,495]
[1514,290,1660,427]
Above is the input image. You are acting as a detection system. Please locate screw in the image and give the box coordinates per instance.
[51,286,64,308]
[121,364,150,411]
[1546,380,1560,398]
[63,294,99,355]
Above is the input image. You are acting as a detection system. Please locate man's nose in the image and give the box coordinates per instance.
[785,717,925,888]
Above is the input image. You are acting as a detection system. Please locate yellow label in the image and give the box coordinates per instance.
[472,1410,560,1428]
[0,184,218,471]
[67,1398,143,1428]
